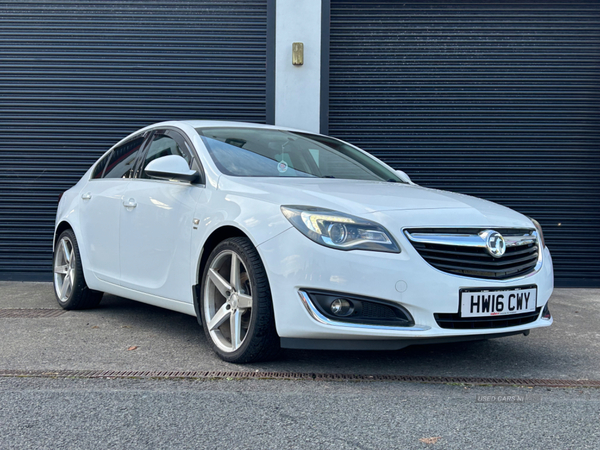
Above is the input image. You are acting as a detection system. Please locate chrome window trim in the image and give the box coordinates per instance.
[297,290,431,332]
[89,131,149,181]
[126,177,206,188]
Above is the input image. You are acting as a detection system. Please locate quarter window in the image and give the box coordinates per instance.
[104,135,145,179]
[91,153,110,179]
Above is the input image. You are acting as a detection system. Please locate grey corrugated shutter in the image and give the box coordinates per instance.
[327,0,600,287]
[0,0,269,280]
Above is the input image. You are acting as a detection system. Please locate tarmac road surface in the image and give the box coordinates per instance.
[0,283,599,449]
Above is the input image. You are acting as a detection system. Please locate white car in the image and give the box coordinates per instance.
[53,121,554,363]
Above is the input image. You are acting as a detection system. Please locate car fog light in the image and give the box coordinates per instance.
[331,298,353,316]
[304,290,415,326]
[328,223,348,245]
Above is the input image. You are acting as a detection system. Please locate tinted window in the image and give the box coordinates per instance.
[91,153,110,179]
[104,135,145,179]
[200,136,315,178]
[196,127,402,182]
[140,133,193,179]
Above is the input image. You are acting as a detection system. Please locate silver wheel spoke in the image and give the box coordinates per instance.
[208,303,230,331]
[237,293,252,310]
[208,268,232,298]
[54,237,77,304]
[205,248,255,354]
[61,240,70,263]
[230,253,240,291]
[60,273,71,300]
[230,309,242,350]
[54,264,69,275]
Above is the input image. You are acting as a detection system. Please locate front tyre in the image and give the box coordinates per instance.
[53,229,103,310]
[201,237,280,363]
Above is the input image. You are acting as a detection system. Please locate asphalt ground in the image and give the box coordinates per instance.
[0,282,598,380]
[1,377,599,450]
[1,283,599,449]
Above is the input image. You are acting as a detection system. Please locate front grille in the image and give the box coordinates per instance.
[435,307,541,329]
[406,228,539,280]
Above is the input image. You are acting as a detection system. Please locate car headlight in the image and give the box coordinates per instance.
[281,206,400,253]
[529,217,546,248]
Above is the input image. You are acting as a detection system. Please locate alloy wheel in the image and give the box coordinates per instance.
[53,236,76,303]
[203,250,253,353]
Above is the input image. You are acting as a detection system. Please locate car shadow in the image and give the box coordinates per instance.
[84,294,574,380]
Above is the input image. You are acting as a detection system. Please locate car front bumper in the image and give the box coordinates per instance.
[257,227,553,348]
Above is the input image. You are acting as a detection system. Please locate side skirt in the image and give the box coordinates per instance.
[92,278,197,317]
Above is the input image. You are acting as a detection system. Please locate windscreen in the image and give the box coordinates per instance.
[195,127,403,182]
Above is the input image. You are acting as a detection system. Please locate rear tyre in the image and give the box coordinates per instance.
[201,237,280,363]
[53,229,103,310]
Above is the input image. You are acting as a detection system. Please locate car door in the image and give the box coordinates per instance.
[119,129,206,303]
[77,134,148,284]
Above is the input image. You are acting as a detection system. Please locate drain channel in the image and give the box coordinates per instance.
[0,309,66,318]
[1,369,598,388]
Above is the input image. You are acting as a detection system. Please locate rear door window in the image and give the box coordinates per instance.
[103,135,146,179]
[90,153,111,179]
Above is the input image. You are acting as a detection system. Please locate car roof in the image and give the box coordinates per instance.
[147,120,316,135]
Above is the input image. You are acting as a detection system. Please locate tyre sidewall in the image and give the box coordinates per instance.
[53,229,101,310]
[53,230,79,308]
[200,237,275,363]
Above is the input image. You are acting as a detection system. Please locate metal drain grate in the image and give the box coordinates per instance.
[0,309,66,318]
[0,369,598,388]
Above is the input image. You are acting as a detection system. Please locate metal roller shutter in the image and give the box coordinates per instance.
[327,0,600,287]
[0,0,269,280]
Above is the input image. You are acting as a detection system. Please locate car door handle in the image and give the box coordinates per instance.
[123,199,137,209]
[81,192,92,200]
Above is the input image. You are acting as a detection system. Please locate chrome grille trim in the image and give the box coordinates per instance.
[404,228,540,280]
[406,230,537,248]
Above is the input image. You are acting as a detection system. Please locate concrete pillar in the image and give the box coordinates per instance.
[275,0,322,133]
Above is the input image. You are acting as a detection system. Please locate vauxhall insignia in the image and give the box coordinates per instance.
[484,230,506,258]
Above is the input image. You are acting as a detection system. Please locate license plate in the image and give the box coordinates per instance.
[460,287,537,318]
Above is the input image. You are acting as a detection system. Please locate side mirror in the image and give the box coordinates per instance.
[395,169,413,184]
[145,155,199,183]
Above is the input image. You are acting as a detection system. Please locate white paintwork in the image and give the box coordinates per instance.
[55,120,554,348]
[77,179,129,284]
[119,179,205,302]
[145,154,197,181]
[275,0,322,132]
[395,169,413,184]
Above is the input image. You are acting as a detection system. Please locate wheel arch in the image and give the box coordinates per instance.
[54,220,74,247]
[53,220,96,291]
[192,225,249,322]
